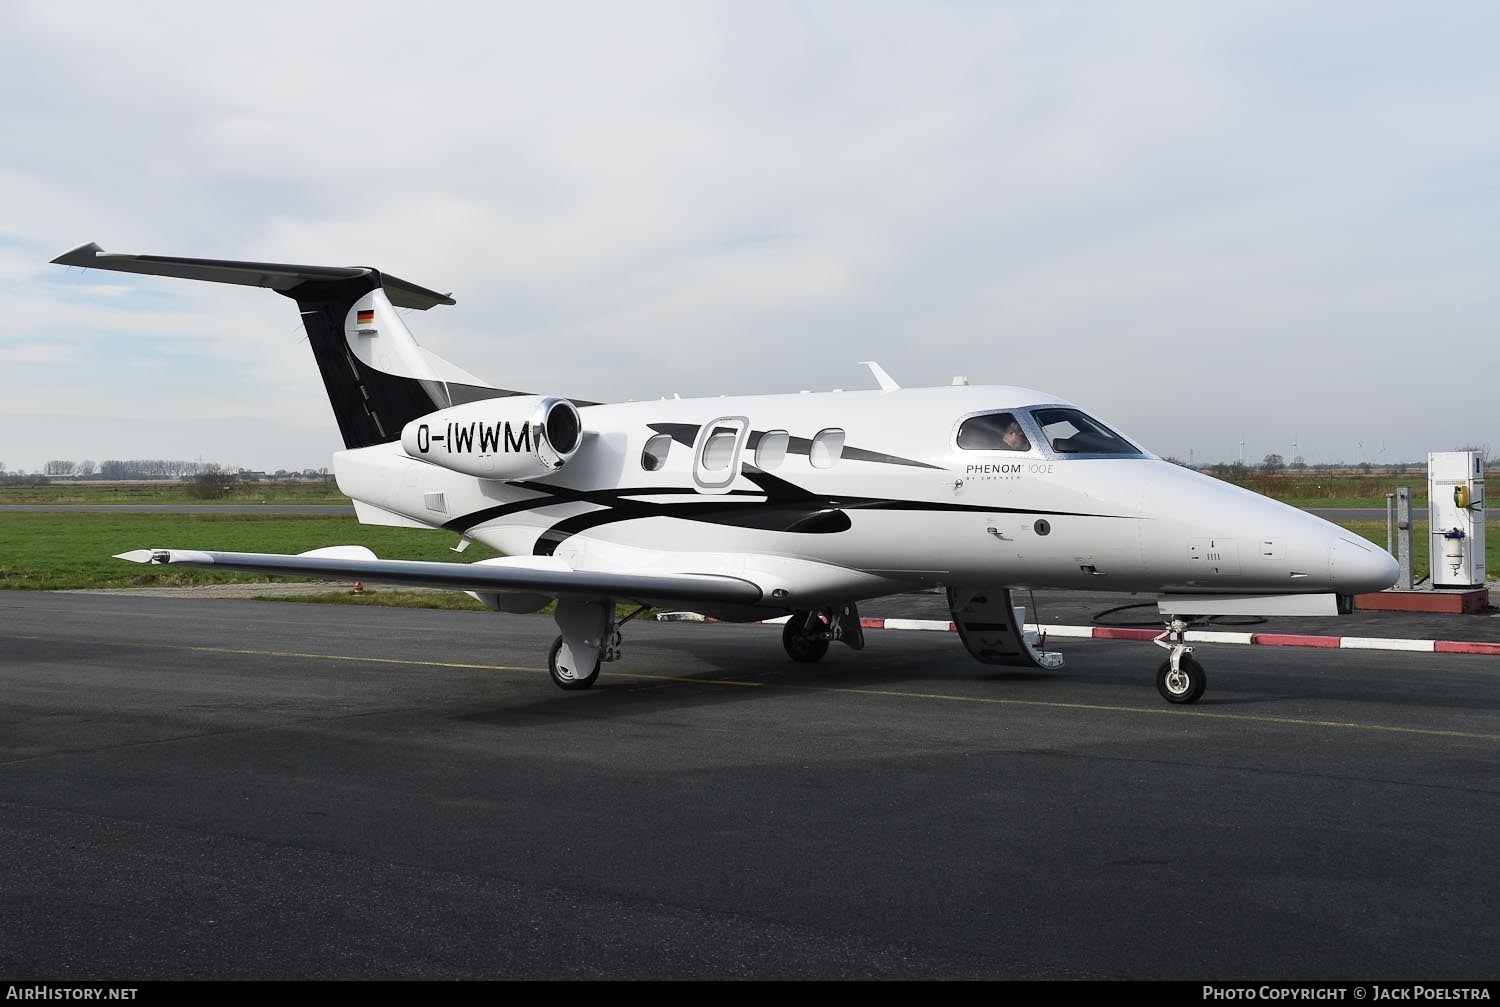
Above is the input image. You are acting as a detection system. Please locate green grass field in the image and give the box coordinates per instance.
[1253,475,1431,507]
[0,513,497,591]
[270,589,494,611]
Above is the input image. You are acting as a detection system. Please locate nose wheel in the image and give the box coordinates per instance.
[1156,653,1206,704]
[1153,617,1207,704]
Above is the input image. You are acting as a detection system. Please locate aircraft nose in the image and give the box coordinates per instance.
[1329,536,1399,595]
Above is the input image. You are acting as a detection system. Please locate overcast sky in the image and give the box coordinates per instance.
[3,1,1497,473]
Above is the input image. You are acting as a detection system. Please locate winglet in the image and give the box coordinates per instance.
[859,361,900,391]
[51,242,106,267]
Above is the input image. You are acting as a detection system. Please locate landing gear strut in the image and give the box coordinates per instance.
[547,601,648,691]
[781,604,864,663]
[1153,617,1207,704]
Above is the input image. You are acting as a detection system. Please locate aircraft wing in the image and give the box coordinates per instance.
[114,546,764,605]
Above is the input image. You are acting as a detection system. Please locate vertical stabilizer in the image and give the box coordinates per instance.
[281,272,513,449]
[51,243,520,449]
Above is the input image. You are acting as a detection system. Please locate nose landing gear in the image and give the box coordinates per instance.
[1153,617,1207,704]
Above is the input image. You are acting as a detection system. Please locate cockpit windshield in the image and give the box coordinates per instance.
[1030,408,1141,455]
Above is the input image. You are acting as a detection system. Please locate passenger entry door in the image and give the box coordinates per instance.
[692,416,750,494]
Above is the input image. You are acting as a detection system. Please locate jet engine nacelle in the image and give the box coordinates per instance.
[400,396,583,480]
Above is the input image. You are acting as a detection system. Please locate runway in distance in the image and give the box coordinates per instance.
[52,242,1399,704]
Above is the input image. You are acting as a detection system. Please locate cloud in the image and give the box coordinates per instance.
[1,1,1497,469]
[82,283,133,297]
[0,341,78,365]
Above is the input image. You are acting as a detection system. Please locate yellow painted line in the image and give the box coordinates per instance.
[9,634,1497,742]
[9,634,540,675]
[10,634,765,687]
[174,643,541,674]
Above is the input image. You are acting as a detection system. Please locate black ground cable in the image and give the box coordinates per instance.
[1090,601,1266,628]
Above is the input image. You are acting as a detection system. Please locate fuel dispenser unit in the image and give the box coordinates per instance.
[1429,450,1486,588]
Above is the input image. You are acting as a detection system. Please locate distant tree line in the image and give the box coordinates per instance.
[1160,456,1423,477]
[2,462,331,492]
[98,459,220,479]
[17,460,329,480]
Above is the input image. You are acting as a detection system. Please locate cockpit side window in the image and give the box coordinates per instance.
[1030,408,1140,455]
[956,412,1030,452]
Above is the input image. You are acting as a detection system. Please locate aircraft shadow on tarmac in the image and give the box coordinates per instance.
[455,629,1083,725]
[451,621,1500,725]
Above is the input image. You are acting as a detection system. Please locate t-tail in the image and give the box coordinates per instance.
[51,242,521,449]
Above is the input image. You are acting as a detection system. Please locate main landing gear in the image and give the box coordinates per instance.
[1153,617,1207,704]
[781,604,865,663]
[547,634,600,690]
[546,599,648,691]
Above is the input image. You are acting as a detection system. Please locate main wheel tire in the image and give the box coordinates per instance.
[1156,654,1206,704]
[782,613,830,663]
[548,635,601,690]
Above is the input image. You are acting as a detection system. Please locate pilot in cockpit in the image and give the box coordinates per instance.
[1002,418,1030,452]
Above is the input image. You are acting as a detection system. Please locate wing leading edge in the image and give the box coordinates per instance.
[115,548,764,606]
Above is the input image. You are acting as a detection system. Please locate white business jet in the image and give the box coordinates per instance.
[52,243,1398,704]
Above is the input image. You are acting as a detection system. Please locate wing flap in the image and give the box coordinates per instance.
[114,548,764,605]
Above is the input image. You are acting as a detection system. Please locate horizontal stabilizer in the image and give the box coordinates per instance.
[114,548,764,606]
[52,242,455,310]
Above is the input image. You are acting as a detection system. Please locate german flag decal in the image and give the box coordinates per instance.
[356,309,376,326]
